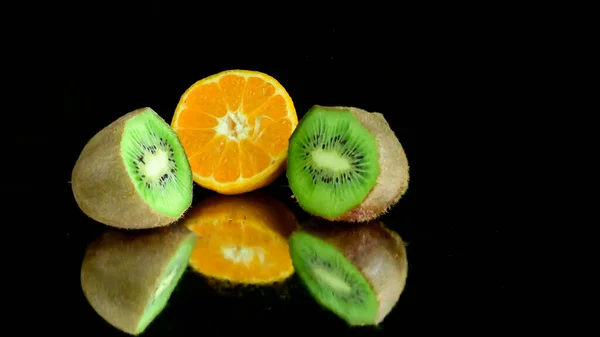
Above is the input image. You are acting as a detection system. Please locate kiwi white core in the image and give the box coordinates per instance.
[154,267,179,299]
[286,106,381,218]
[311,149,351,171]
[143,150,170,178]
[136,235,195,333]
[313,265,353,293]
[121,108,193,218]
[289,231,379,325]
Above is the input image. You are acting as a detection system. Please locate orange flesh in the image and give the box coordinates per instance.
[183,194,297,284]
[188,220,293,283]
[171,70,297,194]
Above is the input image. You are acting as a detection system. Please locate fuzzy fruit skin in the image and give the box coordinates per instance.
[71,107,190,229]
[316,106,410,223]
[80,224,195,335]
[301,220,408,325]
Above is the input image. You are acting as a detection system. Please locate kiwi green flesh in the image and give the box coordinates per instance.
[287,106,380,218]
[289,231,378,325]
[136,234,195,333]
[121,108,193,218]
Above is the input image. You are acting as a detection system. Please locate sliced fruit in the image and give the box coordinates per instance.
[171,69,298,195]
[287,105,409,222]
[181,192,298,284]
[72,107,193,229]
[289,220,408,326]
[80,225,196,335]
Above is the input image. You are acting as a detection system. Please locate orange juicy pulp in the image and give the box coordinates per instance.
[183,194,298,284]
[171,70,298,194]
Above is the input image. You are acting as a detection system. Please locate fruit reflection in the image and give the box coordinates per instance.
[289,219,408,326]
[182,191,298,285]
[80,224,196,335]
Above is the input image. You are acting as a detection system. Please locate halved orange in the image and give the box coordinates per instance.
[182,192,298,284]
[171,69,298,195]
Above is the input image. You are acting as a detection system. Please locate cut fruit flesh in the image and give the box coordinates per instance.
[137,235,195,332]
[188,217,293,283]
[171,70,298,195]
[121,108,193,217]
[289,231,379,325]
[287,106,380,218]
[182,193,298,284]
[80,225,196,335]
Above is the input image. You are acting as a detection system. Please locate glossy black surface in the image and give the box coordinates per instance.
[30,3,503,335]
[61,84,417,335]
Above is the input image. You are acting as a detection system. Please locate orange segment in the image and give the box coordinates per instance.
[183,82,227,118]
[181,193,298,284]
[176,111,218,129]
[176,129,215,153]
[242,76,276,114]
[213,140,240,183]
[253,118,294,157]
[171,69,298,195]
[246,94,288,120]
[239,139,272,178]
[188,135,227,177]
[218,74,246,112]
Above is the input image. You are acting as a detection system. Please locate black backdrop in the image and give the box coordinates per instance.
[13,2,507,335]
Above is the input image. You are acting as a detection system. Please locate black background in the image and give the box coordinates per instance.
[14,2,506,336]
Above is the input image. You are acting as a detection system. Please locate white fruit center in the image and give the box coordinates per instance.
[311,149,351,171]
[222,245,265,265]
[313,265,352,293]
[154,265,178,299]
[215,112,251,141]
[144,149,169,178]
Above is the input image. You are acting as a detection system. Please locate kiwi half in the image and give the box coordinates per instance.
[72,107,193,229]
[287,105,409,222]
[80,224,196,335]
[289,220,408,326]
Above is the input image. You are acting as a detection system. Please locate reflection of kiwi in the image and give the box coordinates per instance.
[289,220,408,326]
[80,224,196,335]
[287,105,409,222]
[72,107,193,229]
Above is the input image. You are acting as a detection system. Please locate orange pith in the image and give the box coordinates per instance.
[182,193,298,284]
[171,69,298,195]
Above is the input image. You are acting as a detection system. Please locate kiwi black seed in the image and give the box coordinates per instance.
[71,107,193,229]
[80,224,196,335]
[289,220,408,326]
[287,105,409,222]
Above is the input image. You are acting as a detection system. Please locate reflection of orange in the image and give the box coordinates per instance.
[182,192,298,284]
[171,69,298,195]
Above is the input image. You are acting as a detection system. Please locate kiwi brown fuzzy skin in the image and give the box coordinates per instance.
[80,224,196,335]
[71,107,191,229]
[311,105,410,223]
[300,220,408,325]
